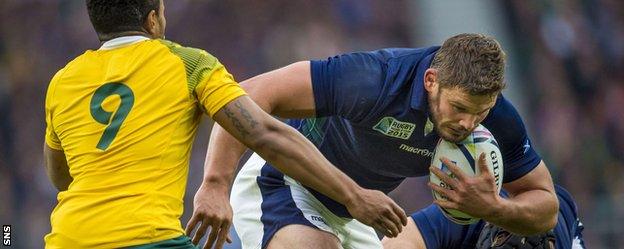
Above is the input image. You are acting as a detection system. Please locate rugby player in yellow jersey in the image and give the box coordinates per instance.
[43,1,406,248]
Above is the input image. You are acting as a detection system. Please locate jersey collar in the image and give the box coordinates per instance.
[410,46,439,111]
[99,36,151,50]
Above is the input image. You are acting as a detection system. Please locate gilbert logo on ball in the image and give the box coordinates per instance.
[429,124,504,224]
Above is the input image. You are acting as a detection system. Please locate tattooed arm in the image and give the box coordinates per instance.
[211,96,364,203]
[186,63,407,249]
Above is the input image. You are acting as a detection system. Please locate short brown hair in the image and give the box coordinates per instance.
[431,33,506,96]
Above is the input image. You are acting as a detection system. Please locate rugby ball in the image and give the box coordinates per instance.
[429,124,504,224]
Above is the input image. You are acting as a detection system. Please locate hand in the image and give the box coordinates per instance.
[428,153,503,219]
[186,183,233,249]
[345,188,408,238]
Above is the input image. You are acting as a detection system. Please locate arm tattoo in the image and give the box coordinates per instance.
[222,103,250,139]
[234,100,259,128]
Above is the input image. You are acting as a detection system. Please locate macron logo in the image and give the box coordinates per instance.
[399,144,434,158]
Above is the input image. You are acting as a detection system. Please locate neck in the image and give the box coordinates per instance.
[99,31,152,43]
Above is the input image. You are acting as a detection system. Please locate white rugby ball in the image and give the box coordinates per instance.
[429,124,504,224]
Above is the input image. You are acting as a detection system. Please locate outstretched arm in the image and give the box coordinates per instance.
[186,62,316,248]
[200,61,317,189]
[212,95,366,206]
[187,62,407,248]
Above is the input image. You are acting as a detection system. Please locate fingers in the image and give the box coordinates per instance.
[195,220,232,249]
[371,222,388,237]
[392,203,408,226]
[185,214,200,236]
[192,220,210,245]
[348,189,408,238]
[373,218,395,238]
[439,157,467,180]
[428,182,456,201]
[380,215,400,238]
[433,198,459,210]
[477,153,491,176]
[214,223,231,249]
[205,223,220,249]
[430,166,459,190]
[380,201,407,237]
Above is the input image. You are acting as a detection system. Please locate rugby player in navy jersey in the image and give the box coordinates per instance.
[382,184,586,249]
[188,33,558,249]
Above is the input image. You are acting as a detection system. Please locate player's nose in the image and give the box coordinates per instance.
[458,115,478,131]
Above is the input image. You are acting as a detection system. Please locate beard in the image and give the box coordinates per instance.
[427,90,470,143]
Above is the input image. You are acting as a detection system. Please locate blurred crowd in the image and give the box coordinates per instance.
[502,0,624,247]
[0,0,621,248]
[0,1,412,247]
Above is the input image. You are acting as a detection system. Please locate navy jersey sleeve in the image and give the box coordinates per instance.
[411,205,485,249]
[309,52,386,122]
[482,95,542,183]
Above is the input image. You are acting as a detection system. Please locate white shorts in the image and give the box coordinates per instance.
[231,153,382,249]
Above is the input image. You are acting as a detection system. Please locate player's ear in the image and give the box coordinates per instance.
[424,68,438,93]
[144,9,159,37]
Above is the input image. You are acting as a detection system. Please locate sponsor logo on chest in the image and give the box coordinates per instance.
[373,117,416,140]
[399,144,434,157]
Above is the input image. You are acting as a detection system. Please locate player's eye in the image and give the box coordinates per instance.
[452,105,466,113]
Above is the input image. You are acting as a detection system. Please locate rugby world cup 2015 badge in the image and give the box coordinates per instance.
[373,117,416,140]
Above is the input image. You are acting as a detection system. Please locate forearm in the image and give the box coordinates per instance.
[212,96,363,206]
[251,121,362,205]
[202,123,248,189]
[488,188,558,235]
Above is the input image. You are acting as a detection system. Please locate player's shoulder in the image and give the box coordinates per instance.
[479,95,532,148]
[46,51,94,105]
[156,39,222,77]
[378,46,439,62]
[50,49,95,85]
[156,39,217,63]
[157,40,227,91]
[337,46,439,64]
[482,95,525,130]
[311,46,439,84]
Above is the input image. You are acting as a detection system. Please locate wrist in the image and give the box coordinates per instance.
[341,185,364,208]
[486,196,512,223]
[201,174,232,190]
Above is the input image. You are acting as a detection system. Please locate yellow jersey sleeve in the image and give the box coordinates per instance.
[194,62,246,117]
[158,39,246,118]
[45,68,65,150]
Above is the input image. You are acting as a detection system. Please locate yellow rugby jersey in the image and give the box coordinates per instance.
[44,37,246,248]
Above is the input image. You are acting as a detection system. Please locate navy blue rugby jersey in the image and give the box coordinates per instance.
[281,47,541,217]
[411,185,585,249]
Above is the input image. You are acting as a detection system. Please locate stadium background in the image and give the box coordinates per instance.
[0,0,622,248]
